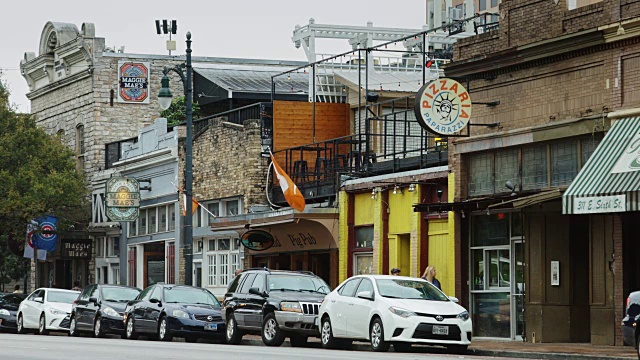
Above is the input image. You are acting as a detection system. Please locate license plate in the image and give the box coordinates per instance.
[432,325,448,335]
[204,323,218,331]
[313,317,318,326]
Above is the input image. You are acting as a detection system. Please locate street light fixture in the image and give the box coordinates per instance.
[157,32,194,286]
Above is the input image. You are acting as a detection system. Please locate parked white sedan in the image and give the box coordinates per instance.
[17,288,79,335]
[318,275,472,353]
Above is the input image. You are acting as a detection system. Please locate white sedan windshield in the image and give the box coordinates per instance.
[376,279,448,301]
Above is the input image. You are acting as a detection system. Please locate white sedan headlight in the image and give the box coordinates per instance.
[457,311,469,321]
[0,309,10,316]
[49,308,67,316]
[172,309,190,319]
[103,307,120,318]
[389,306,416,318]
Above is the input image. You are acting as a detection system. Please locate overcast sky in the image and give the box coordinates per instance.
[1,0,427,112]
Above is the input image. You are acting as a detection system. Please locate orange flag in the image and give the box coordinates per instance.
[270,154,305,212]
[182,192,200,216]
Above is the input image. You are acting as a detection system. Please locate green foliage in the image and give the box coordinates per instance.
[0,78,89,287]
[160,96,201,126]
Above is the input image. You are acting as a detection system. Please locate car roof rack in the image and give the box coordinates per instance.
[242,267,271,273]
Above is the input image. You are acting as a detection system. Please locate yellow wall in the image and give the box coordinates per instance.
[428,219,455,295]
[354,193,375,226]
[338,191,349,283]
[388,190,413,234]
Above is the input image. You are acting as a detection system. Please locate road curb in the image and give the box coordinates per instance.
[471,349,633,360]
[241,338,633,359]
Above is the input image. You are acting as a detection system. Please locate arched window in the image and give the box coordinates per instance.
[75,124,85,155]
[56,129,65,142]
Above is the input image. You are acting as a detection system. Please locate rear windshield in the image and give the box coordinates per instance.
[47,291,78,304]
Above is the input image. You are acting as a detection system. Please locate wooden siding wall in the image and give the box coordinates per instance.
[272,100,349,166]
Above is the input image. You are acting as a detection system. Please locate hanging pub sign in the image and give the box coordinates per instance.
[240,230,275,251]
[414,78,473,136]
[118,61,150,104]
[105,177,140,222]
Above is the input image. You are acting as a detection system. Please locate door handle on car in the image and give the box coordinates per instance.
[330,300,336,303]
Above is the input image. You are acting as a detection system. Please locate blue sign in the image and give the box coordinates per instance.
[32,216,58,251]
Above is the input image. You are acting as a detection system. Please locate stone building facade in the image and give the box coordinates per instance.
[424,0,640,345]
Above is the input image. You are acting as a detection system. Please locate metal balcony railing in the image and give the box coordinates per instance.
[271,96,448,204]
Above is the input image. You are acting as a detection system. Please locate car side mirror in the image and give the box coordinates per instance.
[89,297,98,304]
[150,298,161,305]
[448,296,459,303]
[356,291,374,301]
[34,297,43,303]
[249,287,265,297]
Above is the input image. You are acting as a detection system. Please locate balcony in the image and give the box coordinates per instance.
[270,95,448,205]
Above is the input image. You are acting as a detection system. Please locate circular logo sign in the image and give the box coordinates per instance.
[414,78,472,136]
[240,230,275,251]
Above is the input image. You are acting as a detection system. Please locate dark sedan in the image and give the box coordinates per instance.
[0,293,27,332]
[69,284,140,338]
[124,284,225,343]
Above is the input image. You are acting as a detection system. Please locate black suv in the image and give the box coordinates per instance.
[223,268,330,347]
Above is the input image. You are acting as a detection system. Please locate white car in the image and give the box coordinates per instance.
[318,275,472,353]
[17,288,79,335]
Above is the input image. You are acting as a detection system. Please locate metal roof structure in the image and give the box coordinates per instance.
[193,65,308,103]
[333,69,442,93]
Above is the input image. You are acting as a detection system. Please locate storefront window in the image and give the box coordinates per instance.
[139,209,147,235]
[488,249,510,288]
[168,204,175,231]
[581,135,602,167]
[472,293,510,338]
[494,149,518,194]
[129,220,137,237]
[550,140,578,186]
[469,152,494,196]
[159,206,167,232]
[354,253,374,275]
[355,226,373,248]
[522,145,548,190]
[472,214,509,247]
[471,249,485,290]
[207,254,216,286]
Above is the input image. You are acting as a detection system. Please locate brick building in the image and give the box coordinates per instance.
[414,0,640,345]
[19,21,307,291]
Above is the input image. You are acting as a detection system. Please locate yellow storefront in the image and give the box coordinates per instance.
[338,168,457,295]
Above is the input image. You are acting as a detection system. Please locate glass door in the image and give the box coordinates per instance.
[511,240,525,340]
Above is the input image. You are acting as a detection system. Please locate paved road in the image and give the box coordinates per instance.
[0,333,515,360]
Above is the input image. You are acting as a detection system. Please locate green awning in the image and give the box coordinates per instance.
[563,117,640,214]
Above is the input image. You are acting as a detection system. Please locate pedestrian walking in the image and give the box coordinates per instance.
[12,284,22,294]
[71,281,82,291]
[421,266,442,290]
[390,268,401,276]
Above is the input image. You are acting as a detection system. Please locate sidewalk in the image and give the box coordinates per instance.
[241,335,637,359]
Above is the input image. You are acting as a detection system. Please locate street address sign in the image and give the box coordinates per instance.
[105,177,140,222]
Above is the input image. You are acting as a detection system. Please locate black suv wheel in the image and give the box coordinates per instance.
[226,312,243,345]
[262,312,285,346]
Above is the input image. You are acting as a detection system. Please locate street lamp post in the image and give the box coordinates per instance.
[158,32,194,286]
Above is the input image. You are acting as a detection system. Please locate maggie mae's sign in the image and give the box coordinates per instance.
[414,78,473,136]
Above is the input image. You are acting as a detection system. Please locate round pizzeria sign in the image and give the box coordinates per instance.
[414,78,472,136]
